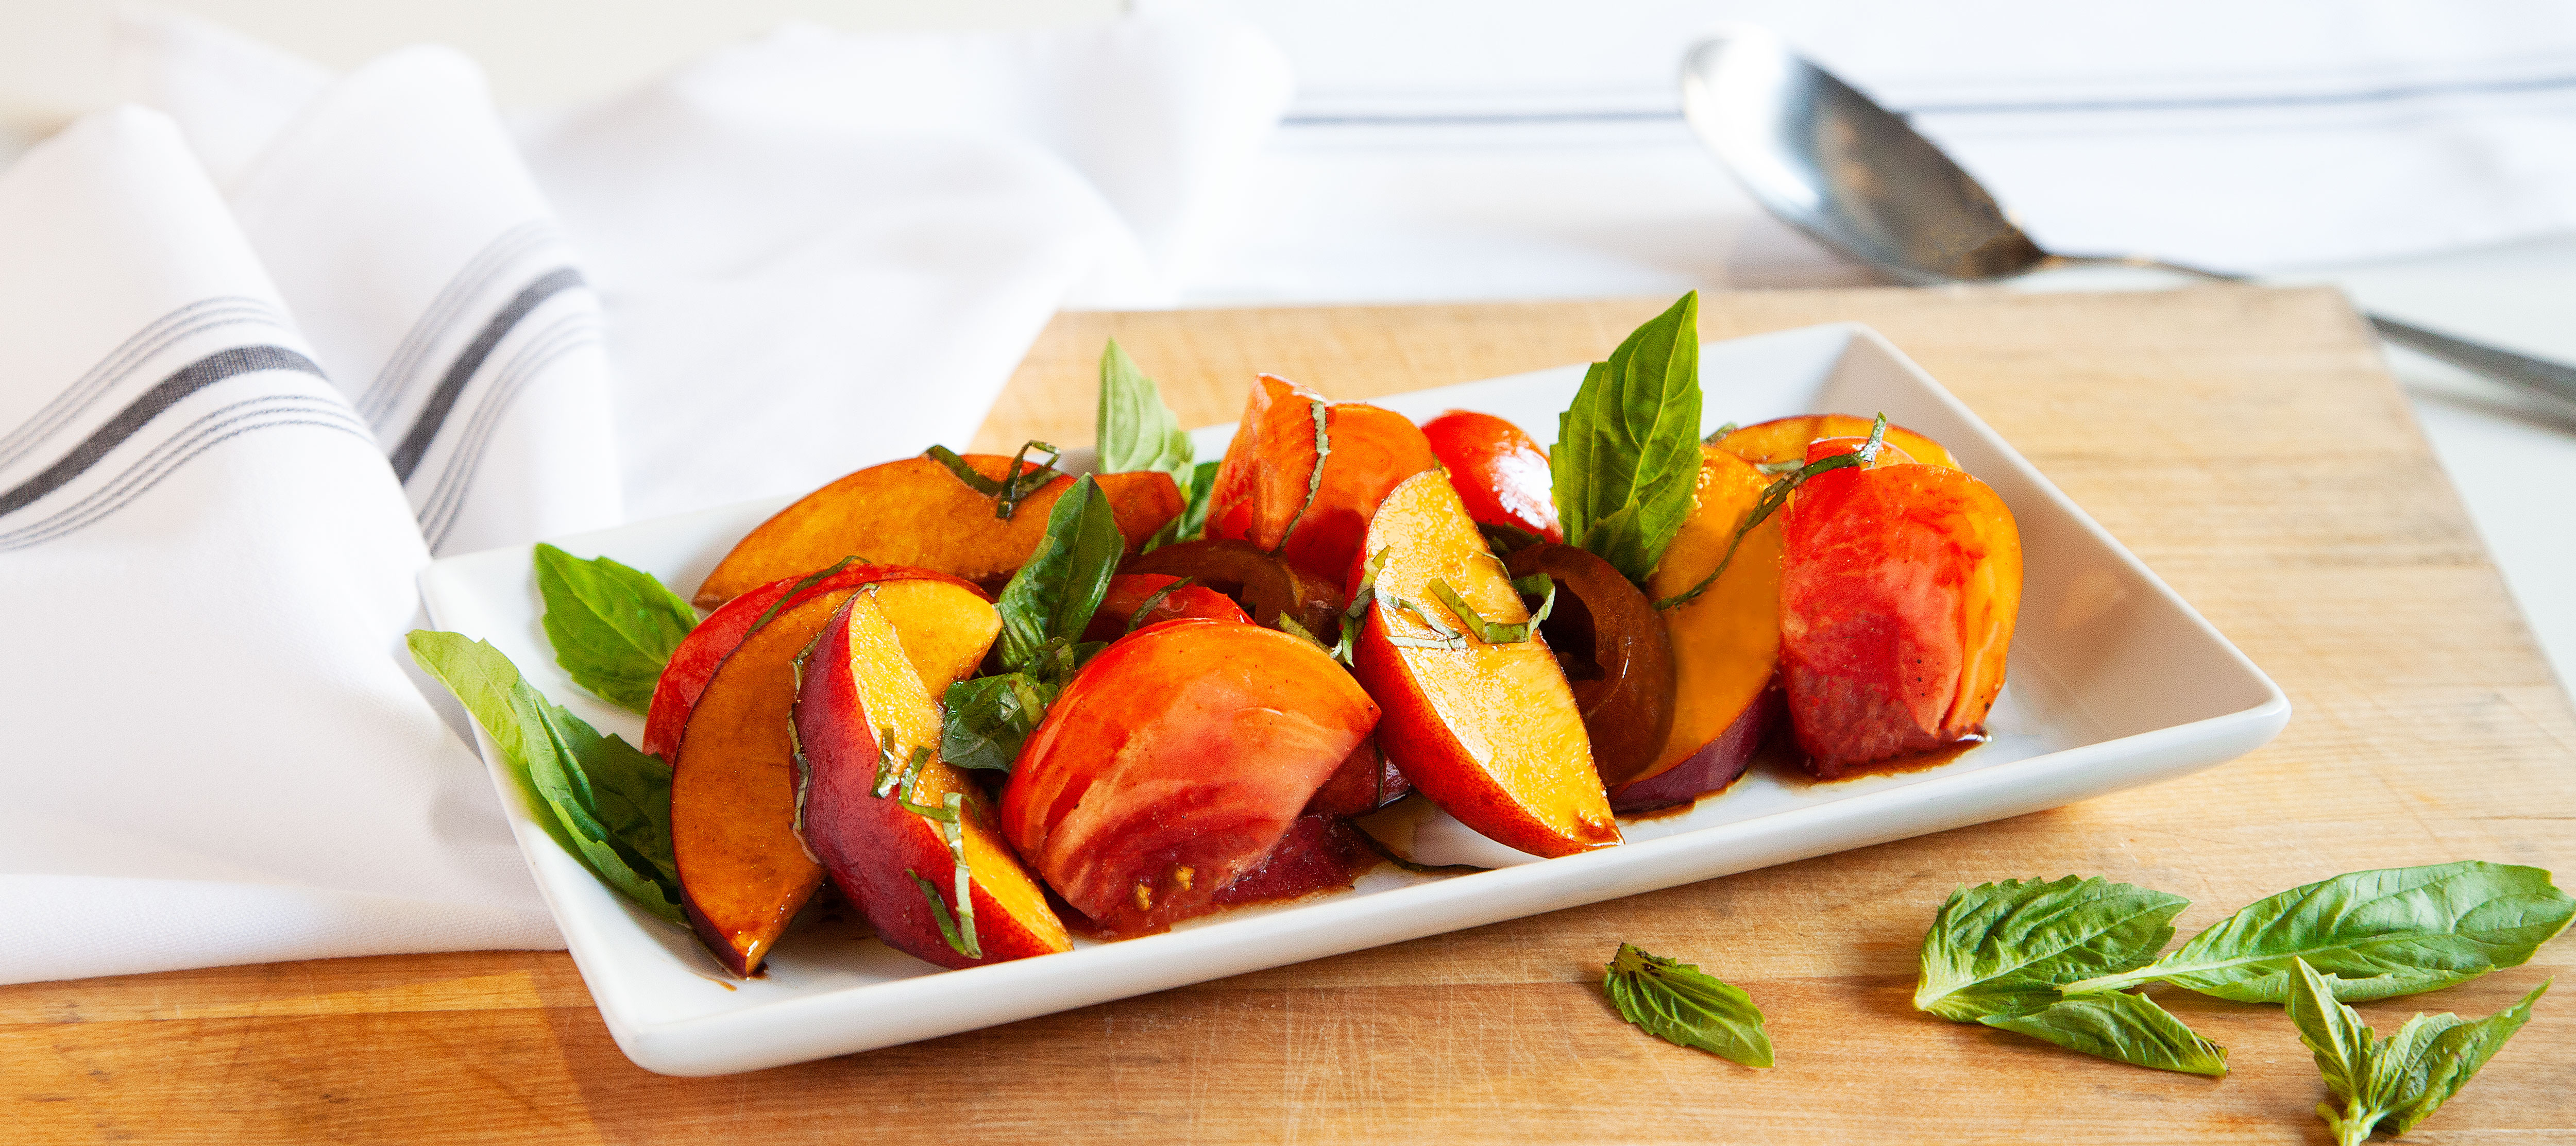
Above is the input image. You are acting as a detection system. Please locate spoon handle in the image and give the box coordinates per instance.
[2049,254,2576,415]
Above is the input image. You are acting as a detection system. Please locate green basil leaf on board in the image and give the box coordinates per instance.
[995,475,1125,673]
[1976,993,2229,1077]
[1603,943,1774,1067]
[1094,339,1195,481]
[1914,875,2190,1021]
[533,542,699,714]
[405,631,685,924]
[940,672,1060,773]
[1550,291,1703,585]
[2060,862,2576,1003]
[2287,956,2549,1146]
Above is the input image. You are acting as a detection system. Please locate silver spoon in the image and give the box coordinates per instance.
[1681,25,2576,413]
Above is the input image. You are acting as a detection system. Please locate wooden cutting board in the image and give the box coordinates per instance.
[7,286,2571,1144]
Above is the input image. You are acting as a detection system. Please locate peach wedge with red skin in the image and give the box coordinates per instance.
[1002,618,1380,937]
[1623,446,1787,811]
[1780,444,2021,775]
[1205,374,1440,583]
[642,564,986,760]
[1350,471,1618,857]
[695,454,1182,608]
[795,587,1068,969]
[671,573,1001,976]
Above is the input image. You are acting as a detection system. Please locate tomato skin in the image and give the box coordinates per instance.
[1421,410,1562,543]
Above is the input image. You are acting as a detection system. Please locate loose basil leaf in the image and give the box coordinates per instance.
[406,631,684,924]
[2060,862,2575,1002]
[1095,339,1194,480]
[1914,875,2190,1021]
[533,543,698,714]
[940,672,1059,773]
[1551,292,1703,585]
[1603,942,1773,1067]
[995,475,1124,672]
[2287,957,2549,1145]
[1977,992,2229,1076]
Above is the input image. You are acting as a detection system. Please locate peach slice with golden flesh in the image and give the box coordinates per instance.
[1622,446,1788,811]
[1421,410,1562,543]
[671,576,999,976]
[1501,542,1674,787]
[641,564,986,761]
[794,586,1065,969]
[1001,619,1379,937]
[1718,415,1957,471]
[694,455,1181,608]
[1205,374,1439,583]
[1349,471,1617,857]
[1779,447,2020,776]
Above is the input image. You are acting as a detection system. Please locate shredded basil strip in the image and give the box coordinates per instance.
[1272,399,1332,554]
[1124,576,1197,635]
[908,868,981,960]
[924,442,1061,520]
[1651,413,1888,612]
[1425,574,1556,645]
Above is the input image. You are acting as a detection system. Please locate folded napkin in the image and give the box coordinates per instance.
[0,8,1291,985]
[0,109,556,985]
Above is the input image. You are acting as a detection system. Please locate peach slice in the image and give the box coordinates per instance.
[694,456,1182,608]
[1503,542,1675,787]
[1779,457,2020,774]
[1349,471,1618,857]
[1718,415,1957,472]
[1421,410,1562,542]
[641,564,985,760]
[1001,619,1379,937]
[671,575,999,975]
[1624,446,1787,811]
[1205,375,1440,582]
[1079,574,1252,643]
[794,586,1065,969]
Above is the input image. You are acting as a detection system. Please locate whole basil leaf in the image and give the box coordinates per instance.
[1915,875,2190,1021]
[940,672,1060,773]
[1603,942,1773,1067]
[533,542,699,713]
[1095,339,1194,481]
[995,475,1124,672]
[406,631,684,923]
[2061,862,2575,1002]
[2287,956,2549,1145]
[1977,992,2229,1077]
[1551,291,1703,585]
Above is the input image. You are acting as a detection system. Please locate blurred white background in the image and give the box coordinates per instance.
[5,0,2573,687]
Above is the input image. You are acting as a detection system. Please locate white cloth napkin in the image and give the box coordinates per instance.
[0,109,557,984]
[0,8,1291,985]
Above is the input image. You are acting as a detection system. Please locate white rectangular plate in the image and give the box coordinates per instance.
[420,322,2288,1076]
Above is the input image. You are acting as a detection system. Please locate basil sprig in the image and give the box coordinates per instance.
[1913,876,2227,1075]
[533,542,699,713]
[1551,292,1703,586]
[2059,861,2575,1003]
[2288,957,2548,1145]
[1095,339,1194,481]
[938,476,1124,773]
[1603,943,1773,1067]
[406,631,684,924]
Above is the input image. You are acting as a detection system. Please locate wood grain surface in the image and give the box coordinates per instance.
[8,285,2572,1144]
